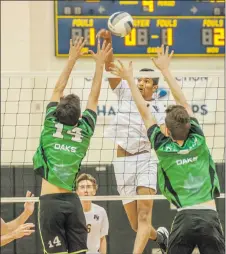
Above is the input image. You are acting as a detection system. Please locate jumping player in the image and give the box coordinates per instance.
[110,45,225,254]
[33,37,112,254]
[97,29,168,254]
[76,173,109,254]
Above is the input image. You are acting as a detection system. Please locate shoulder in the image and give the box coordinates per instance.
[115,79,129,89]
[45,102,58,119]
[78,109,97,135]
[147,124,169,151]
[113,80,131,99]
[82,109,97,121]
[92,204,108,216]
[150,100,166,113]
[189,117,204,137]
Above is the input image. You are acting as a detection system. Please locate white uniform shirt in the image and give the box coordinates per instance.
[85,203,109,254]
[105,80,166,154]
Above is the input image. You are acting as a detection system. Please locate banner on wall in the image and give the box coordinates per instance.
[83,76,224,124]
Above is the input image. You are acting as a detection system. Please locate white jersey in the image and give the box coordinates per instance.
[105,80,166,154]
[85,203,109,254]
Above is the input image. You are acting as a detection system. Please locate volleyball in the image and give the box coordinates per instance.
[108,12,134,37]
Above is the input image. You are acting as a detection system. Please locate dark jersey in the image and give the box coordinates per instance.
[33,102,97,191]
[148,117,220,208]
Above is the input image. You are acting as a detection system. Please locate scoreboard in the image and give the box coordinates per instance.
[55,0,225,57]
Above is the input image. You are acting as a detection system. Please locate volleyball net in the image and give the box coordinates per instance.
[1,70,225,254]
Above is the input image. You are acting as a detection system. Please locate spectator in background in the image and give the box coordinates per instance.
[77,174,109,254]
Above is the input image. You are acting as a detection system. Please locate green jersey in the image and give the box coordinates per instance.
[33,102,97,191]
[148,117,220,209]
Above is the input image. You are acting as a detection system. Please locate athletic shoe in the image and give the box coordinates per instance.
[156,227,169,253]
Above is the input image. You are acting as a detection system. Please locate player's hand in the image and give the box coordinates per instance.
[110,60,133,81]
[152,44,174,72]
[68,37,86,62]
[24,191,35,216]
[96,29,112,41]
[89,39,113,65]
[13,223,35,239]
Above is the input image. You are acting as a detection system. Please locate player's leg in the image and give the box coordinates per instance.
[123,201,138,232]
[196,210,225,254]
[168,211,196,254]
[113,157,138,232]
[133,186,156,254]
[65,193,88,254]
[135,158,168,253]
[38,194,68,254]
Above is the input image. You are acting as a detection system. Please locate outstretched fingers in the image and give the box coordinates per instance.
[79,38,86,51]
[97,38,101,52]
[110,69,120,77]
[106,47,113,58]
[104,42,112,53]
[169,49,174,59]
[70,39,73,48]
[101,40,107,51]
[161,44,164,55]
[110,62,121,72]
[73,37,81,47]
[117,60,124,69]
[88,50,95,56]
[165,45,169,57]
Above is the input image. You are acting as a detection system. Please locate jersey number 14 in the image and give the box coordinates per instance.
[53,123,83,142]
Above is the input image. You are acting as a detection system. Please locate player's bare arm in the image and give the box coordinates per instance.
[50,37,86,102]
[110,60,156,130]
[99,236,107,254]
[2,191,35,234]
[1,223,35,247]
[86,39,113,112]
[96,29,121,90]
[152,45,194,117]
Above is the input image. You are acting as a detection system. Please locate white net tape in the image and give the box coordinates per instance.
[1,193,225,203]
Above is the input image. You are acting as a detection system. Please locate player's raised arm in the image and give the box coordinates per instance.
[50,37,86,102]
[96,29,121,90]
[152,45,194,117]
[110,61,156,130]
[86,39,113,112]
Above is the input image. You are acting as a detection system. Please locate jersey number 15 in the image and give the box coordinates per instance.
[53,123,83,142]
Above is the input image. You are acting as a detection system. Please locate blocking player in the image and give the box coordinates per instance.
[76,174,109,254]
[1,191,35,246]
[97,29,168,254]
[33,37,112,254]
[110,45,225,254]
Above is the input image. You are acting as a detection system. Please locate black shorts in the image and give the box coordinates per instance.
[38,193,87,254]
[168,209,225,254]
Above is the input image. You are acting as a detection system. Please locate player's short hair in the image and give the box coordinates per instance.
[165,105,191,140]
[55,94,81,126]
[139,68,159,86]
[76,173,98,190]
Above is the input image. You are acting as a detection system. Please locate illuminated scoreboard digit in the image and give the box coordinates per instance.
[71,19,96,46]
[55,1,225,57]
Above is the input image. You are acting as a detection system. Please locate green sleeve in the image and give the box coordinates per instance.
[147,124,168,151]
[45,102,58,120]
[79,109,97,136]
[190,117,204,137]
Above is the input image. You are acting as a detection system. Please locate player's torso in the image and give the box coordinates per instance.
[39,118,91,191]
[157,134,220,208]
[108,99,163,154]
[85,204,104,253]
